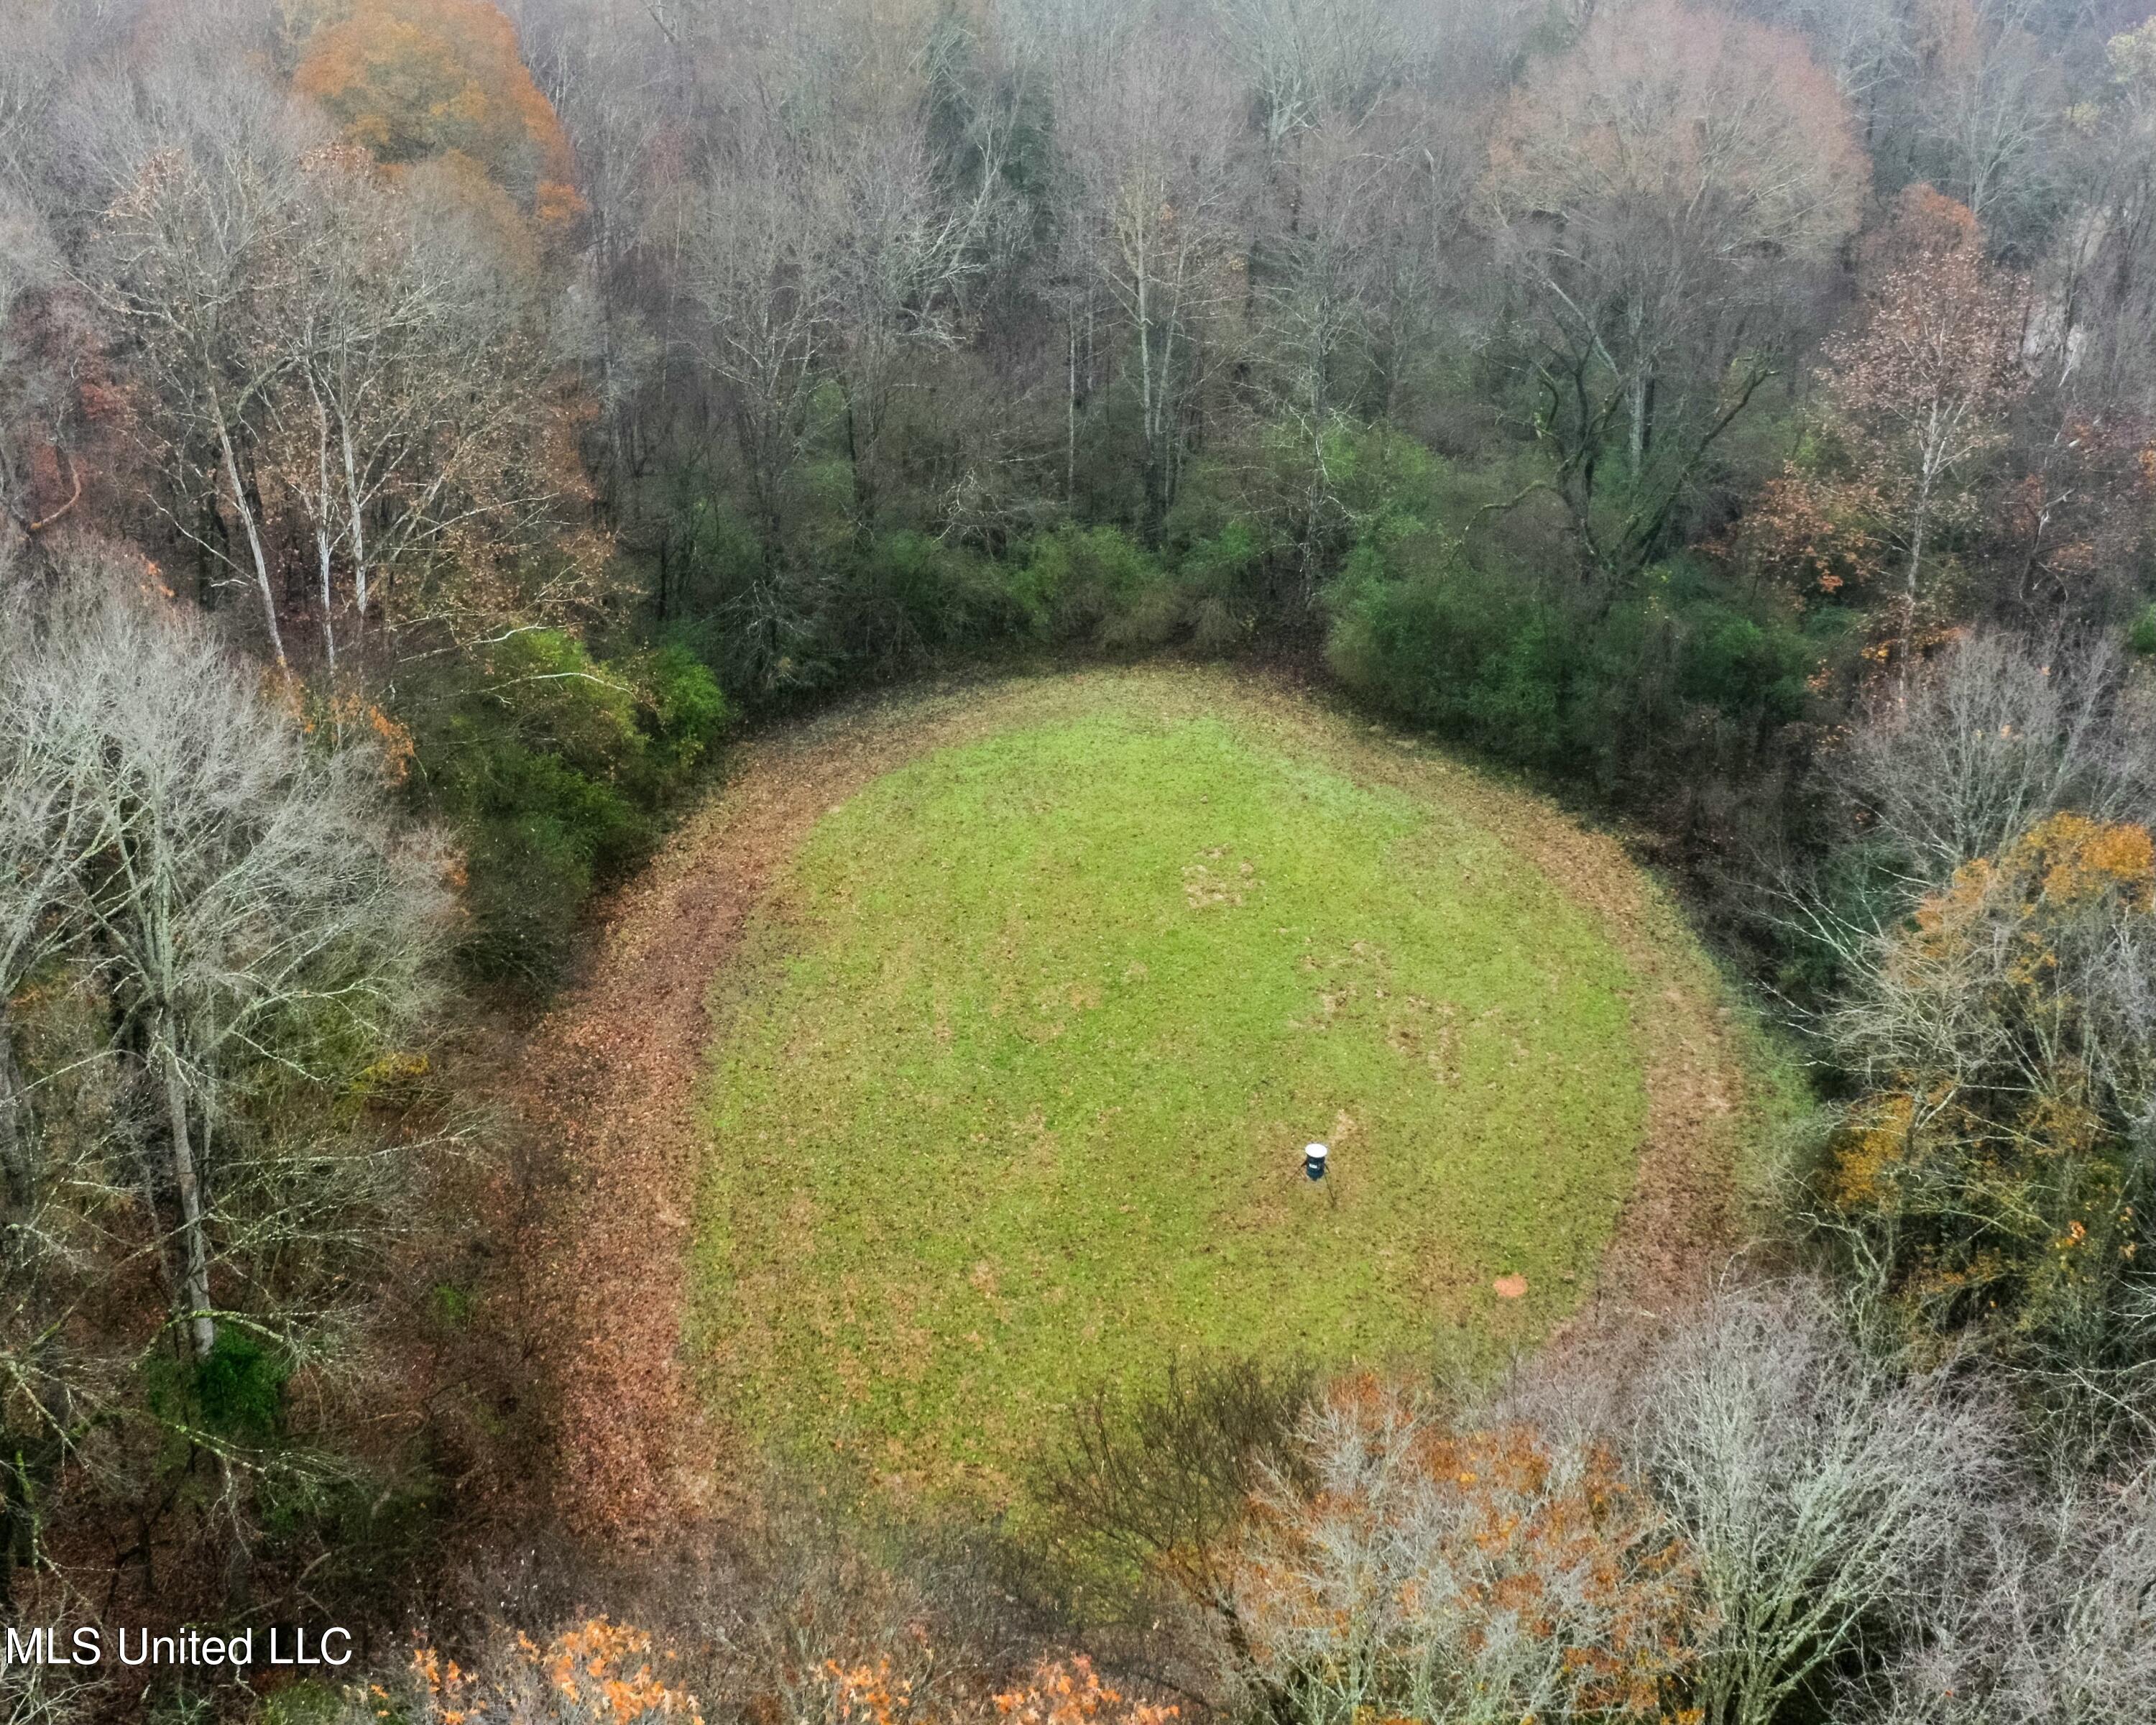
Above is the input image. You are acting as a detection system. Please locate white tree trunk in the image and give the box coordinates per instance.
[157,1024,218,1362]
[212,402,287,672]
[340,411,370,635]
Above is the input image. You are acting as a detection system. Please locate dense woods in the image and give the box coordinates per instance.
[6,0,2156,1718]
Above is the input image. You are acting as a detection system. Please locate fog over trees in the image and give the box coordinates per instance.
[5,0,2156,1719]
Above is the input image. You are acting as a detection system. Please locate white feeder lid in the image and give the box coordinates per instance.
[1304,1142,1329,1159]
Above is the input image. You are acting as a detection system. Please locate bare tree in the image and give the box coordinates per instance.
[0,190,69,550]
[1248,122,1381,527]
[1480,0,1868,575]
[1820,188,2029,676]
[1838,630,2156,888]
[680,111,849,547]
[0,3,68,206]
[827,116,1001,526]
[76,63,327,666]
[1,565,447,1363]
[0,545,135,1619]
[2047,21,2156,420]
[264,148,581,661]
[1736,0,1912,106]
[1915,0,2061,242]
[505,0,675,488]
[78,54,584,669]
[0,1666,101,1725]
[1880,1463,2156,1724]
[1214,0,1406,148]
[1639,1284,2004,1725]
[0,546,455,1626]
[1228,1376,1702,1725]
[1052,25,1247,542]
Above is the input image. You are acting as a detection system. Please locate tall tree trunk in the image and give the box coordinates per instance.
[1135,271,1160,543]
[316,525,337,672]
[309,377,338,669]
[211,402,287,672]
[1629,371,1656,477]
[0,1013,70,1623]
[1901,462,1937,689]
[339,413,370,638]
[156,1022,217,1361]
[845,388,878,530]
[0,1013,30,1218]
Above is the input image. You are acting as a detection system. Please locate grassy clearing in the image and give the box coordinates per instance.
[692,675,1662,1494]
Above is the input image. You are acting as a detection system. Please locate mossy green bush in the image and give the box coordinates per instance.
[1325,531,1832,800]
[406,629,732,989]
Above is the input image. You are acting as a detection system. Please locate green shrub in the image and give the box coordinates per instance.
[139,1327,292,1452]
[405,629,732,989]
[1324,421,1444,544]
[640,640,734,772]
[196,1329,290,1445]
[457,811,596,986]
[1007,525,1169,646]
[824,531,1027,675]
[1325,528,1578,767]
[1172,518,1273,650]
[1325,535,1824,797]
[259,1682,344,1725]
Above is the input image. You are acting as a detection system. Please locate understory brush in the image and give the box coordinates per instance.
[637,433,1856,879]
[1322,530,1845,822]
[323,1481,1089,1725]
[400,628,732,989]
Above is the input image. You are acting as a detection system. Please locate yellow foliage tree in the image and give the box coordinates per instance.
[1826,813,2156,1363]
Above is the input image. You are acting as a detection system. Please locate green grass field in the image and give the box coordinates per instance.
[692,678,1660,1492]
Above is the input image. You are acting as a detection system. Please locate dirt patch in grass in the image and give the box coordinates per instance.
[502,667,1772,1545]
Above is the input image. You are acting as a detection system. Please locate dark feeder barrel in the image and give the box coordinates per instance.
[1304,1142,1329,1181]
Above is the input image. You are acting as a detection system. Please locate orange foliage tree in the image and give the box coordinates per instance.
[373,1631,1178,1725]
[382,1619,704,1725]
[1714,470,1887,600]
[95,119,604,666]
[294,0,585,233]
[992,1660,1176,1725]
[1226,1377,1705,1725]
[1825,813,2156,1361]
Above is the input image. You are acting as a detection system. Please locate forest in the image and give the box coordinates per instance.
[4,0,2156,1718]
